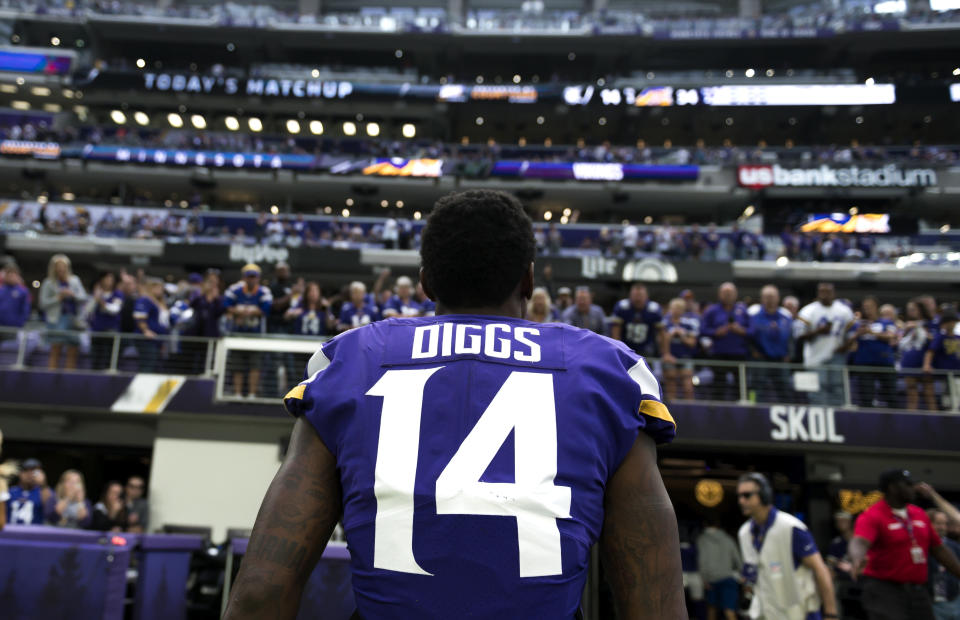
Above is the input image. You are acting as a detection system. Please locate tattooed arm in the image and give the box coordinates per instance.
[223,417,342,620]
[600,432,685,619]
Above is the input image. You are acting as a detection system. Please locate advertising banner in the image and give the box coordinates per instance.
[491,161,699,181]
[82,145,317,171]
[737,164,938,188]
[0,140,61,159]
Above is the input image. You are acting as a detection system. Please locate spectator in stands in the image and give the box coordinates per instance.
[182,270,224,374]
[45,469,92,529]
[697,516,742,620]
[0,262,30,337]
[701,282,749,402]
[924,311,960,409]
[416,281,436,317]
[382,276,422,318]
[611,284,664,357]
[561,286,607,335]
[267,262,294,334]
[286,282,332,337]
[125,476,148,534]
[6,458,45,525]
[224,263,273,398]
[90,481,127,532]
[266,262,296,395]
[39,253,87,370]
[747,285,794,403]
[797,283,854,406]
[0,429,13,530]
[927,509,960,620]
[88,272,123,370]
[845,296,898,408]
[338,281,379,332]
[133,277,170,373]
[118,272,139,334]
[661,297,699,401]
[526,287,555,323]
[555,286,573,313]
[901,299,937,411]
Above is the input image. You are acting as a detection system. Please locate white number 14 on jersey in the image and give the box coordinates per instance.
[367,367,572,578]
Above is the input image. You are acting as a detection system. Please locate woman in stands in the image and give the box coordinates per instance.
[661,297,700,401]
[90,481,127,532]
[525,287,557,323]
[39,253,87,370]
[285,282,333,337]
[46,469,92,529]
[900,298,936,410]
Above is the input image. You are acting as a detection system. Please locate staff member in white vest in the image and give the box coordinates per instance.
[737,473,838,620]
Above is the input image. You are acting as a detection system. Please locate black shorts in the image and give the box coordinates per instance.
[233,349,263,372]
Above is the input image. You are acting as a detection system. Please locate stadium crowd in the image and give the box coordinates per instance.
[0,0,956,32]
[1,257,958,408]
[1,454,149,533]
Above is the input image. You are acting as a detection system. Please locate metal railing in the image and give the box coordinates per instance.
[2,325,958,412]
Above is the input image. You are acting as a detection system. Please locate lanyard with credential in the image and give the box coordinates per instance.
[892,510,926,565]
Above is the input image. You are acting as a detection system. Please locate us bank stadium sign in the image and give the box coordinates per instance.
[738,164,938,188]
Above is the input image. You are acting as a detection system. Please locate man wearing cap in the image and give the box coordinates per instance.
[555,286,573,314]
[6,458,45,525]
[849,469,960,620]
[224,263,273,398]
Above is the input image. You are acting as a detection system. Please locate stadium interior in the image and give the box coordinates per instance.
[0,0,959,617]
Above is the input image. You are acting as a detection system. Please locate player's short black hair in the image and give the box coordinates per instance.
[420,190,535,309]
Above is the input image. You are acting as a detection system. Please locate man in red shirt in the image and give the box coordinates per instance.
[849,469,960,620]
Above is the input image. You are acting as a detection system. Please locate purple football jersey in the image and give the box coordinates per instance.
[284,314,676,619]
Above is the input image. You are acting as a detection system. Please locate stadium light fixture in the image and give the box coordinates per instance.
[413,211,422,220]
[286,119,301,134]
[190,114,206,130]
[30,86,50,97]
[745,68,755,78]
[311,69,320,78]
[43,103,61,113]
[513,74,521,83]
[248,117,263,132]
[343,121,357,136]
[167,113,184,128]
[133,111,149,126]
[954,68,960,76]
[401,123,415,138]
[396,201,404,208]
[10,100,29,110]
[136,58,146,69]
[270,205,279,215]
[543,212,553,221]
[346,198,354,206]
[225,116,240,131]
[941,224,951,233]
[475,116,484,126]
[865,77,875,86]
[380,200,389,208]
[342,209,350,217]
[309,120,324,135]
[536,116,545,125]
[110,110,127,124]
[50,36,60,46]
[366,122,380,137]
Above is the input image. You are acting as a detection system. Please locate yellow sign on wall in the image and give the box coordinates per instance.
[695,479,724,508]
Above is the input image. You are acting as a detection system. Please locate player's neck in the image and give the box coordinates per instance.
[436,299,525,320]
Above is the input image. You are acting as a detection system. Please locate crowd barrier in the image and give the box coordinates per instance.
[3,326,958,412]
[0,525,203,620]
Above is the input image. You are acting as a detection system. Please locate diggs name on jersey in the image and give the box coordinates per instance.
[411,322,542,362]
